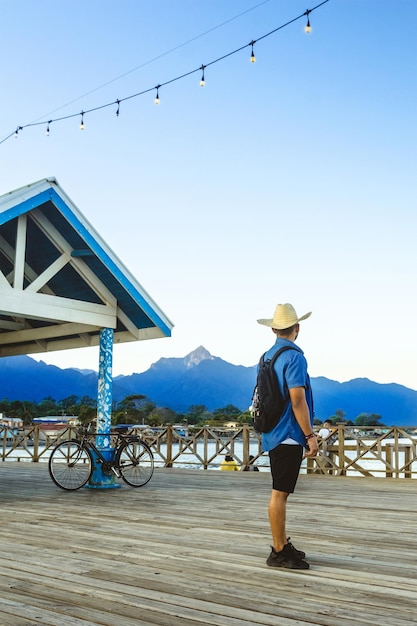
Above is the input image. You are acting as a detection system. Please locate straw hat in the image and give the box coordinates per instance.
[257,303,311,329]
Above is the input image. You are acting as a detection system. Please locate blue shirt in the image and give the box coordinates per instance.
[261,338,314,452]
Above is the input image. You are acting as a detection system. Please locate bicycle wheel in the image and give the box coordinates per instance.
[116,439,154,487]
[48,439,92,490]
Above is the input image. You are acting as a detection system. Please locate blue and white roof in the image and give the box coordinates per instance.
[0,178,173,357]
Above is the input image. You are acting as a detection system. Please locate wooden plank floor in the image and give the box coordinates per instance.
[0,463,416,626]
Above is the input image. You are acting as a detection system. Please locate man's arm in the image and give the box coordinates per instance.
[288,386,318,457]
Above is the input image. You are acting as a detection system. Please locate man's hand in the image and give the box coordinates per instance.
[304,435,318,457]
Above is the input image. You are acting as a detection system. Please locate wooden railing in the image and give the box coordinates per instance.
[1,424,416,478]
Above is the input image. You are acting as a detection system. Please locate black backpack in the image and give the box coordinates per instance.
[251,346,296,434]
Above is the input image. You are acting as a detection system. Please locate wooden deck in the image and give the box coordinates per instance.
[0,463,416,626]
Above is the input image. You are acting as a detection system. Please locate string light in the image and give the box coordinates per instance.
[305,10,311,33]
[200,65,206,87]
[0,1,330,146]
[250,41,256,63]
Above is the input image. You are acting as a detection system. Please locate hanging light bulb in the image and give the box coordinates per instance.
[80,112,85,130]
[154,85,160,104]
[250,41,256,63]
[14,127,20,139]
[115,99,120,117]
[200,65,205,87]
[305,10,311,33]
[46,121,51,136]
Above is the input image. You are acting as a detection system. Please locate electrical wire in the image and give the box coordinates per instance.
[1,1,330,146]
[29,0,274,123]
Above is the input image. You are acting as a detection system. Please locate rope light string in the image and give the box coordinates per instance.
[3,1,329,146]
[28,0,275,125]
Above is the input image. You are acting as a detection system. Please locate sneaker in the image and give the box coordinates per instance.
[266,544,310,570]
[287,537,306,560]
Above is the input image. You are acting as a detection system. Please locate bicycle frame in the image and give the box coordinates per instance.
[78,430,141,472]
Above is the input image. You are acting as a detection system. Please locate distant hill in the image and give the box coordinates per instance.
[0,346,416,426]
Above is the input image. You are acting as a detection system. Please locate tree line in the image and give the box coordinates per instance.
[0,395,385,428]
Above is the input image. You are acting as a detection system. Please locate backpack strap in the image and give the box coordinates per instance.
[266,345,300,404]
[268,344,300,366]
[269,343,312,402]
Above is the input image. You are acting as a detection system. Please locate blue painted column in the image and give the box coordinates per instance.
[87,327,120,489]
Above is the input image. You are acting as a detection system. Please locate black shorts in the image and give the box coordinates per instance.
[269,444,304,493]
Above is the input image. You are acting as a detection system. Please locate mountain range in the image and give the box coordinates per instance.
[1,346,416,426]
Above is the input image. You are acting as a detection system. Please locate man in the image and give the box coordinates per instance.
[317,419,336,458]
[257,303,318,570]
[242,455,260,472]
[220,454,240,471]
[318,419,333,441]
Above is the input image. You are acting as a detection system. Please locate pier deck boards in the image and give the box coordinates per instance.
[0,463,416,626]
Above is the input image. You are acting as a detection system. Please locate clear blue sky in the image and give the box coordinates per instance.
[1,0,416,390]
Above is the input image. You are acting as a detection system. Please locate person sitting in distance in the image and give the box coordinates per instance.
[220,454,240,471]
[242,455,260,471]
[317,419,333,441]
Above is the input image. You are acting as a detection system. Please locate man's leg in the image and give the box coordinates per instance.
[266,444,308,568]
[268,489,289,552]
[267,486,308,569]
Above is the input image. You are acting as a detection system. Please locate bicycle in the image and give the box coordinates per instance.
[48,422,154,491]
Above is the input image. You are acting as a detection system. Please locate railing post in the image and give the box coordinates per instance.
[1,427,6,459]
[306,457,315,474]
[33,426,40,462]
[403,446,411,479]
[391,427,399,479]
[337,424,346,476]
[386,445,393,478]
[166,425,173,468]
[242,425,250,468]
[204,427,209,470]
